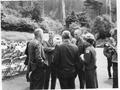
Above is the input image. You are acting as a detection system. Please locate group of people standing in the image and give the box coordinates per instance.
[24,27,117,90]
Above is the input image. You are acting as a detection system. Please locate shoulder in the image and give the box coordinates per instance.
[85,46,93,54]
[29,40,40,47]
[71,44,78,49]
[42,40,48,46]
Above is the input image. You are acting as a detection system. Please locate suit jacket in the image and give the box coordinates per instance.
[76,37,89,70]
[84,45,97,70]
[53,40,79,78]
[27,39,46,72]
[42,39,54,66]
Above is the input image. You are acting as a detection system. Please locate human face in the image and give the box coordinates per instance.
[74,31,79,40]
[49,31,54,39]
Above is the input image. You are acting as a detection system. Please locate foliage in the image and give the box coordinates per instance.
[65,11,78,28]
[84,0,103,16]
[68,22,81,36]
[65,11,90,29]
[92,15,114,39]
[1,14,39,32]
[1,3,63,33]
[76,12,91,28]
[1,1,43,22]
[39,17,63,34]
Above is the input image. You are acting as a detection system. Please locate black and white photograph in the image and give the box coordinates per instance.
[1,0,118,89]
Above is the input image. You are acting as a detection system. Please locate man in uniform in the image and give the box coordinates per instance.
[27,28,47,89]
[83,33,98,88]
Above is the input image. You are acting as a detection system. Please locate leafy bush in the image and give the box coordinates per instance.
[39,17,63,34]
[1,14,39,32]
[1,2,63,33]
[92,15,113,39]
[65,11,90,29]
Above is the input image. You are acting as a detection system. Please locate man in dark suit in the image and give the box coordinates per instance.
[83,33,98,88]
[27,28,47,90]
[43,31,57,89]
[53,30,79,89]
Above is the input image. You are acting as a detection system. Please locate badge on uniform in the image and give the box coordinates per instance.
[86,50,90,53]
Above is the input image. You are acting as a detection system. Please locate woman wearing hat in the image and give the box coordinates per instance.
[82,33,98,88]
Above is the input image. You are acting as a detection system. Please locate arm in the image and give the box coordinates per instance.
[103,48,108,57]
[43,40,55,54]
[44,47,55,54]
[52,45,60,68]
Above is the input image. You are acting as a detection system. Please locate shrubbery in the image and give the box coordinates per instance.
[92,15,115,39]
[2,14,39,32]
[1,5,63,33]
[39,17,63,34]
[65,11,90,29]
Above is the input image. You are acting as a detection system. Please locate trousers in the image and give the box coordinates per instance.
[44,66,57,89]
[113,63,118,88]
[107,58,112,78]
[59,77,76,89]
[30,68,45,90]
[78,69,85,89]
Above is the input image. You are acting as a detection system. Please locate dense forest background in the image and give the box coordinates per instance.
[1,0,117,39]
[1,0,116,21]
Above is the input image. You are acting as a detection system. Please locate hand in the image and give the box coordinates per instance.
[80,54,84,61]
[26,73,30,82]
[26,71,32,82]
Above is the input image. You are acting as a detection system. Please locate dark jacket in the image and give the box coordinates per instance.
[53,40,79,78]
[103,47,113,60]
[76,37,85,55]
[27,39,46,73]
[42,39,54,66]
[112,47,117,63]
[76,37,89,70]
[84,45,97,70]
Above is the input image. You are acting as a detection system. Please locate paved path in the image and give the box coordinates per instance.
[2,48,113,90]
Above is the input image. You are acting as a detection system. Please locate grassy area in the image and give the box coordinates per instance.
[1,31,49,41]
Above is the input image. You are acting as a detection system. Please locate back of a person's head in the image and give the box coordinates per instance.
[74,29,82,36]
[62,30,71,39]
[34,28,43,40]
